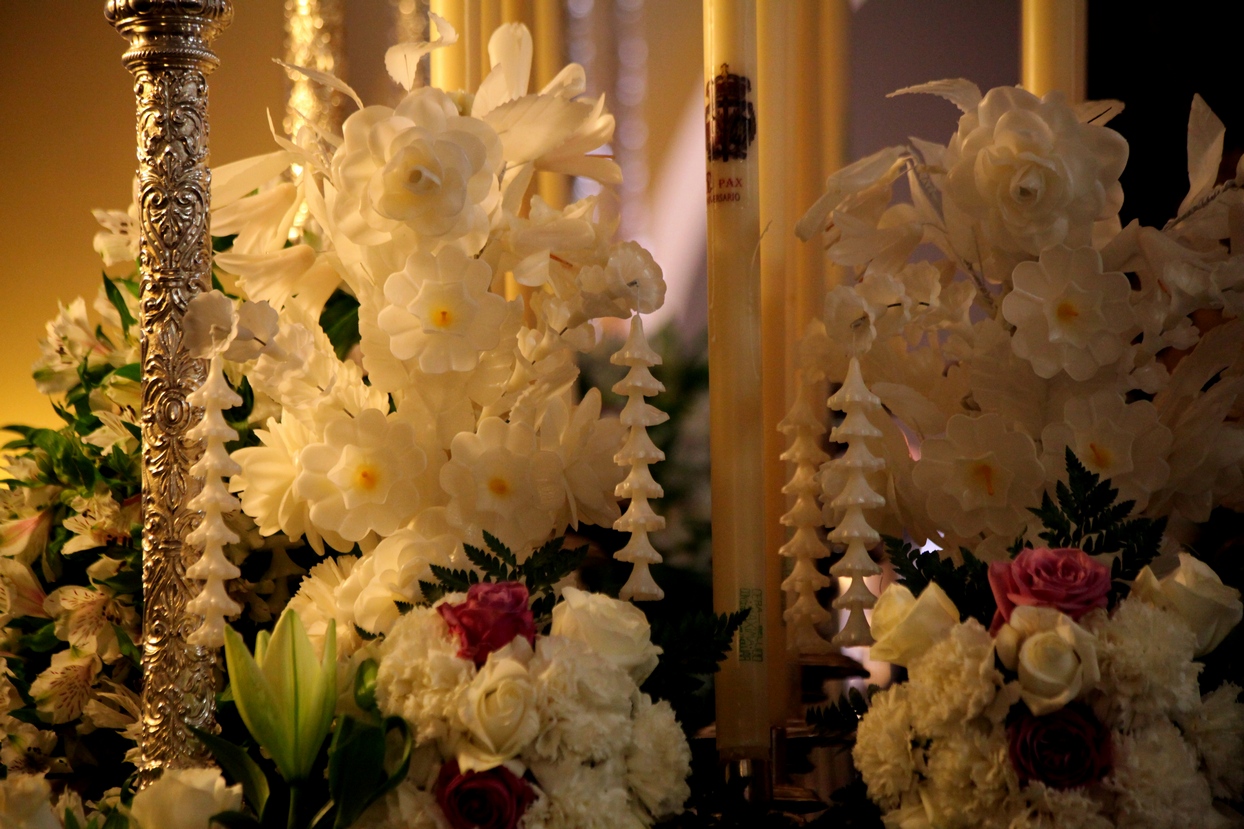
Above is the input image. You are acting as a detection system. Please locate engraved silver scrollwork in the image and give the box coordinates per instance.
[105,0,233,783]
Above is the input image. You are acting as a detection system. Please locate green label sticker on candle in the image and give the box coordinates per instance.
[737,587,764,662]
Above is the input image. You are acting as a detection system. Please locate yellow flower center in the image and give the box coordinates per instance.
[1087,441,1112,470]
[1056,300,1080,323]
[487,476,511,497]
[970,461,997,497]
[431,307,455,328]
[354,464,381,492]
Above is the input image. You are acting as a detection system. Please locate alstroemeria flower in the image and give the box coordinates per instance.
[222,609,337,782]
[1001,246,1136,381]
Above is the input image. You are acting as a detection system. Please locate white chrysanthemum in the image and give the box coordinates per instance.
[523,757,643,829]
[331,86,502,257]
[287,556,363,657]
[912,414,1045,539]
[1001,246,1135,381]
[919,720,1019,829]
[344,528,456,637]
[853,684,918,809]
[1177,683,1244,799]
[375,606,475,744]
[1106,719,1225,829]
[1014,782,1113,829]
[441,417,564,554]
[377,247,513,374]
[525,635,635,764]
[942,86,1127,269]
[231,417,352,554]
[294,408,427,542]
[0,773,60,829]
[906,620,1014,736]
[1040,391,1172,511]
[626,695,691,822]
[1088,599,1201,728]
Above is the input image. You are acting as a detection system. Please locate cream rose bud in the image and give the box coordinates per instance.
[995,606,1100,716]
[869,583,960,666]
[551,587,662,684]
[455,646,540,772]
[128,768,244,829]
[1133,553,1243,656]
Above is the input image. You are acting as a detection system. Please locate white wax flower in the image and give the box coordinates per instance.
[869,582,960,667]
[1040,390,1173,511]
[330,86,502,256]
[377,246,511,373]
[551,586,661,684]
[942,86,1127,270]
[1132,553,1243,656]
[128,768,243,829]
[295,408,428,542]
[1001,245,1135,381]
[440,416,564,555]
[911,412,1044,539]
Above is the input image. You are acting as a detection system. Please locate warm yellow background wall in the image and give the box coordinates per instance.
[0,1,286,429]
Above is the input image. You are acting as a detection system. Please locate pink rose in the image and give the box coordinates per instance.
[435,760,536,829]
[989,547,1110,632]
[438,582,536,667]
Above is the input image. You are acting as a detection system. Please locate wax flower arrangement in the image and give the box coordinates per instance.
[0,19,738,829]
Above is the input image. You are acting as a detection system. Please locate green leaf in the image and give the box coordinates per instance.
[884,536,995,627]
[641,609,750,715]
[319,290,361,360]
[806,686,878,743]
[327,716,412,829]
[21,622,61,653]
[353,659,379,714]
[482,531,518,569]
[113,624,141,667]
[102,275,137,335]
[191,726,271,818]
[464,542,512,582]
[108,363,141,383]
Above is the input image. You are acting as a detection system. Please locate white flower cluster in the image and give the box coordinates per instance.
[366,586,689,829]
[168,23,670,652]
[797,81,1244,560]
[855,553,1244,828]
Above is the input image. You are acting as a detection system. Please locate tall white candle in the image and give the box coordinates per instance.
[1022,0,1086,102]
[705,0,769,759]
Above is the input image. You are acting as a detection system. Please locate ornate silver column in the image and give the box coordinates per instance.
[105,0,233,781]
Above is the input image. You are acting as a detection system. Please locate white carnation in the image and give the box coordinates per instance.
[1089,599,1201,727]
[523,758,643,829]
[1013,782,1113,829]
[1177,683,1244,799]
[905,620,1012,735]
[375,607,475,744]
[525,635,635,763]
[853,683,918,810]
[625,695,691,822]
[918,721,1018,829]
[1105,719,1226,829]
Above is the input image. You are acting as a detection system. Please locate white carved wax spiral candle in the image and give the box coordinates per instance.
[612,315,668,602]
[185,352,244,648]
[824,356,883,648]
[778,373,834,653]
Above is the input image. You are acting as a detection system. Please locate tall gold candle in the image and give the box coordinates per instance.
[430,0,467,91]
[705,0,769,759]
[480,0,502,79]
[813,0,850,295]
[533,0,569,210]
[1022,0,1086,102]
[756,0,792,730]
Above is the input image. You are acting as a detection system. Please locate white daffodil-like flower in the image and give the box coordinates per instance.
[441,417,564,555]
[377,246,512,373]
[1001,246,1135,381]
[912,413,1045,539]
[1040,391,1172,511]
[294,408,427,542]
[942,86,1128,270]
[330,86,502,256]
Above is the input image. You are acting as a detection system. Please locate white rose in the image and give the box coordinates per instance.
[0,774,60,829]
[996,606,1099,716]
[128,768,243,829]
[869,583,960,667]
[551,587,662,684]
[455,648,540,772]
[1133,553,1243,656]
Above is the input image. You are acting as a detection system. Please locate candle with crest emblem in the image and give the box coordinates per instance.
[704,0,768,759]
